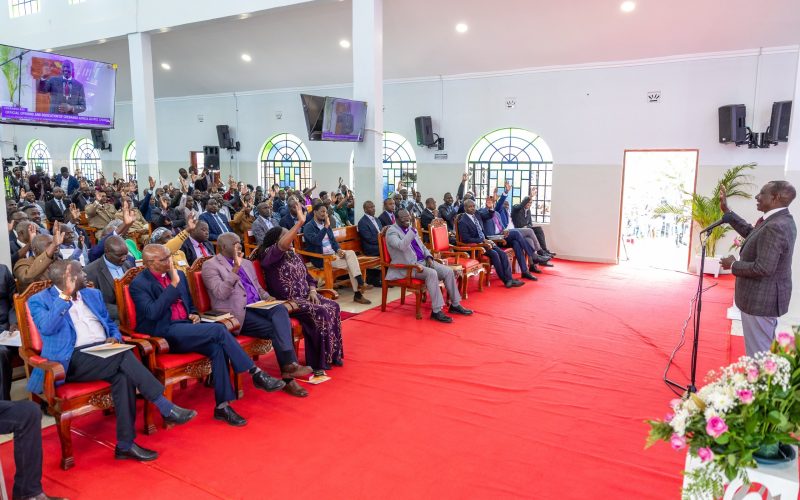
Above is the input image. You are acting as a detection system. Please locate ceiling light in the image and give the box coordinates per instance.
[620,1,636,12]
[239,13,251,19]
[161,62,171,70]
[159,27,170,33]
[455,23,468,33]
[98,38,107,44]
[339,39,351,49]
[43,48,52,53]
[241,53,252,62]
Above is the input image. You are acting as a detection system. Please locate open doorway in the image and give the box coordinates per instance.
[619,150,699,271]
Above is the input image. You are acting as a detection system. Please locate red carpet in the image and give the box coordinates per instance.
[1,261,738,499]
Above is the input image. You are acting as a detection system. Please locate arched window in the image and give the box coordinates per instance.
[25,139,52,175]
[258,133,312,190]
[382,132,416,200]
[123,140,136,180]
[70,137,102,182]
[467,128,553,223]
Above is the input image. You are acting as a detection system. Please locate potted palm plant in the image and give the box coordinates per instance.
[654,163,755,275]
[0,45,22,107]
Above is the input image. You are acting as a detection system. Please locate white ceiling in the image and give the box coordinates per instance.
[58,0,800,101]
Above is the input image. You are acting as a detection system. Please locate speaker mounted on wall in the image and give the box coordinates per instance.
[718,105,747,145]
[767,101,791,143]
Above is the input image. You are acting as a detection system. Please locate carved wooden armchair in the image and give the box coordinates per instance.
[453,213,516,286]
[429,218,485,298]
[377,227,438,320]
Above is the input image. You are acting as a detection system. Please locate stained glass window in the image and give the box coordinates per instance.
[467,128,553,223]
[382,132,416,200]
[70,138,102,181]
[8,0,39,17]
[259,133,312,191]
[25,139,52,175]
[123,140,136,180]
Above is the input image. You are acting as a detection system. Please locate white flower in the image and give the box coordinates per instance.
[670,409,690,436]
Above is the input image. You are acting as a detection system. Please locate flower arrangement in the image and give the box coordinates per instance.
[728,237,743,253]
[646,327,800,499]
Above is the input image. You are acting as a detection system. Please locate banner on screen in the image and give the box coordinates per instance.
[0,44,116,129]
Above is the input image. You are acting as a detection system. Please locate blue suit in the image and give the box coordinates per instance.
[302,220,339,268]
[199,211,233,241]
[55,175,80,196]
[457,213,514,283]
[357,215,382,256]
[27,287,121,395]
[480,202,537,270]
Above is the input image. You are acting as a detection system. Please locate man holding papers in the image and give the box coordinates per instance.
[202,233,313,397]
[27,260,197,462]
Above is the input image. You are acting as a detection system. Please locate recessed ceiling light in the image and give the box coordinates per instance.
[239,13,251,19]
[43,48,52,53]
[241,53,252,62]
[339,39,351,49]
[161,62,171,70]
[98,38,107,44]
[159,27,170,33]
[455,23,468,33]
[620,1,636,12]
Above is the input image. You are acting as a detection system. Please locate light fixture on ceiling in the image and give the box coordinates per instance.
[241,53,252,62]
[239,13,251,19]
[161,62,171,70]
[98,38,107,44]
[455,23,468,33]
[620,1,636,12]
[43,48,52,53]
[339,39,351,49]
[159,27,170,33]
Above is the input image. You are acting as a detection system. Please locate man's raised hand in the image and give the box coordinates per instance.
[719,186,730,213]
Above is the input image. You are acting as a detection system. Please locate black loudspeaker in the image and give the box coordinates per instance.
[203,145,220,169]
[216,125,234,149]
[91,129,105,149]
[718,105,747,144]
[415,116,434,146]
[767,101,792,143]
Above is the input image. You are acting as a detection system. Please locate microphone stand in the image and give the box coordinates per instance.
[665,230,710,394]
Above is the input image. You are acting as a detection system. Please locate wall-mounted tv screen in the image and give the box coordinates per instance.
[0,44,117,129]
[300,93,325,141]
[321,97,367,142]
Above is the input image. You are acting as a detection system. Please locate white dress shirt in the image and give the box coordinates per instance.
[55,287,107,347]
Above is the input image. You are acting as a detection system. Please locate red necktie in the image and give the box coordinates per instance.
[390,213,395,224]
[199,244,208,257]
[755,217,764,228]
[63,81,69,98]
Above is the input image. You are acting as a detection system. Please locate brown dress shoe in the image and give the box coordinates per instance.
[282,379,309,397]
[354,293,372,304]
[281,362,313,379]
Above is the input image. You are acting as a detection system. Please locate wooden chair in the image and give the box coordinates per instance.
[114,267,217,433]
[243,230,258,256]
[15,280,154,470]
[294,225,380,290]
[377,227,432,320]
[453,213,516,286]
[78,211,98,245]
[429,218,485,298]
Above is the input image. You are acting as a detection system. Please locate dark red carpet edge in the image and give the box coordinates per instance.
[1,261,738,499]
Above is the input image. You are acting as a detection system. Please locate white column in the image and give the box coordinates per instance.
[780,49,800,329]
[352,0,383,220]
[0,126,12,268]
[128,33,160,184]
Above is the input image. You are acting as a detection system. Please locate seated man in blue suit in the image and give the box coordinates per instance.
[198,198,232,241]
[279,196,307,230]
[130,244,285,427]
[357,200,382,257]
[377,198,396,227]
[458,199,524,289]
[28,260,196,462]
[479,186,539,281]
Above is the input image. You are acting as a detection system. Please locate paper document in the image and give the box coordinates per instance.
[0,330,21,347]
[246,300,286,310]
[80,343,135,359]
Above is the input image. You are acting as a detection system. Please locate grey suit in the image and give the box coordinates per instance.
[84,256,133,321]
[385,224,461,313]
[728,208,796,354]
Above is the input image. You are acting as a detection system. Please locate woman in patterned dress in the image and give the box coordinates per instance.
[254,209,343,370]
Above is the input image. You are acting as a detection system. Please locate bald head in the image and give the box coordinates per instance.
[31,234,52,256]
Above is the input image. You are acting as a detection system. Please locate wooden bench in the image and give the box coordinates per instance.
[294,225,380,290]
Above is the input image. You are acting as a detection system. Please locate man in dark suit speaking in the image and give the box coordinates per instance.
[719,181,797,356]
[37,59,86,115]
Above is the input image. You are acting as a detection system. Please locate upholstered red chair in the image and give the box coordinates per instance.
[378,227,440,320]
[15,280,153,470]
[429,218,485,298]
[453,213,516,286]
[115,267,215,433]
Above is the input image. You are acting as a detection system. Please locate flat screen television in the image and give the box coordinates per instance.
[0,44,117,129]
[321,97,367,142]
[300,94,325,141]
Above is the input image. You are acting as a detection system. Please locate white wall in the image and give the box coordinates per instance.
[1,48,797,264]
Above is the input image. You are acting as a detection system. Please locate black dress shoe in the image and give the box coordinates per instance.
[511,279,525,287]
[115,442,158,462]
[505,280,514,288]
[529,265,542,274]
[252,371,286,392]
[214,405,247,427]
[430,310,453,323]
[449,304,473,315]
[535,254,552,263]
[331,359,344,366]
[540,261,554,267]
[14,493,69,500]
[521,272,538,281]
[162,405,197,426]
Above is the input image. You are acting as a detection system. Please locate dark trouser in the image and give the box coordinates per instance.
[484,247,513,282]
[0,345,16,401]
[66,345,165,444]
[161,321,254,405]
[0,400,43,498]
[532,226,550,252]
[502,231,538,269]
[242,306,297,367]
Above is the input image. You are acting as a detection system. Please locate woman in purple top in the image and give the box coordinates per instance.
[255,210,343,370]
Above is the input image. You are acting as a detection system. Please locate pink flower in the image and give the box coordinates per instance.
[763,358,778,375]
[670,398,683,410]
[777,332,795,350]
[697,447,715,462]
[665,412,675,422]
[736,389,754,404]
[747,366,760,382]
[670,434,687,451]
[706,416,729,438]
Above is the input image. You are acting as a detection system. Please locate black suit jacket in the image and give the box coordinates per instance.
[378,211,395,228]
[179,238,215,266]
[0,265,16,330]
[357,215,382,256]
[44,198,68,223]
[420,209,436,230]
[71,191,92,211]
[129,269,197,335]
[84,256,133,320]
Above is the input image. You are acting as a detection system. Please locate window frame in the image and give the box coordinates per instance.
[258,133,312,192]
[382,131,417,201]
[70,137,102,182]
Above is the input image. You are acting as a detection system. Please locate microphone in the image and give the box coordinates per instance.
[701,212,731,233]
